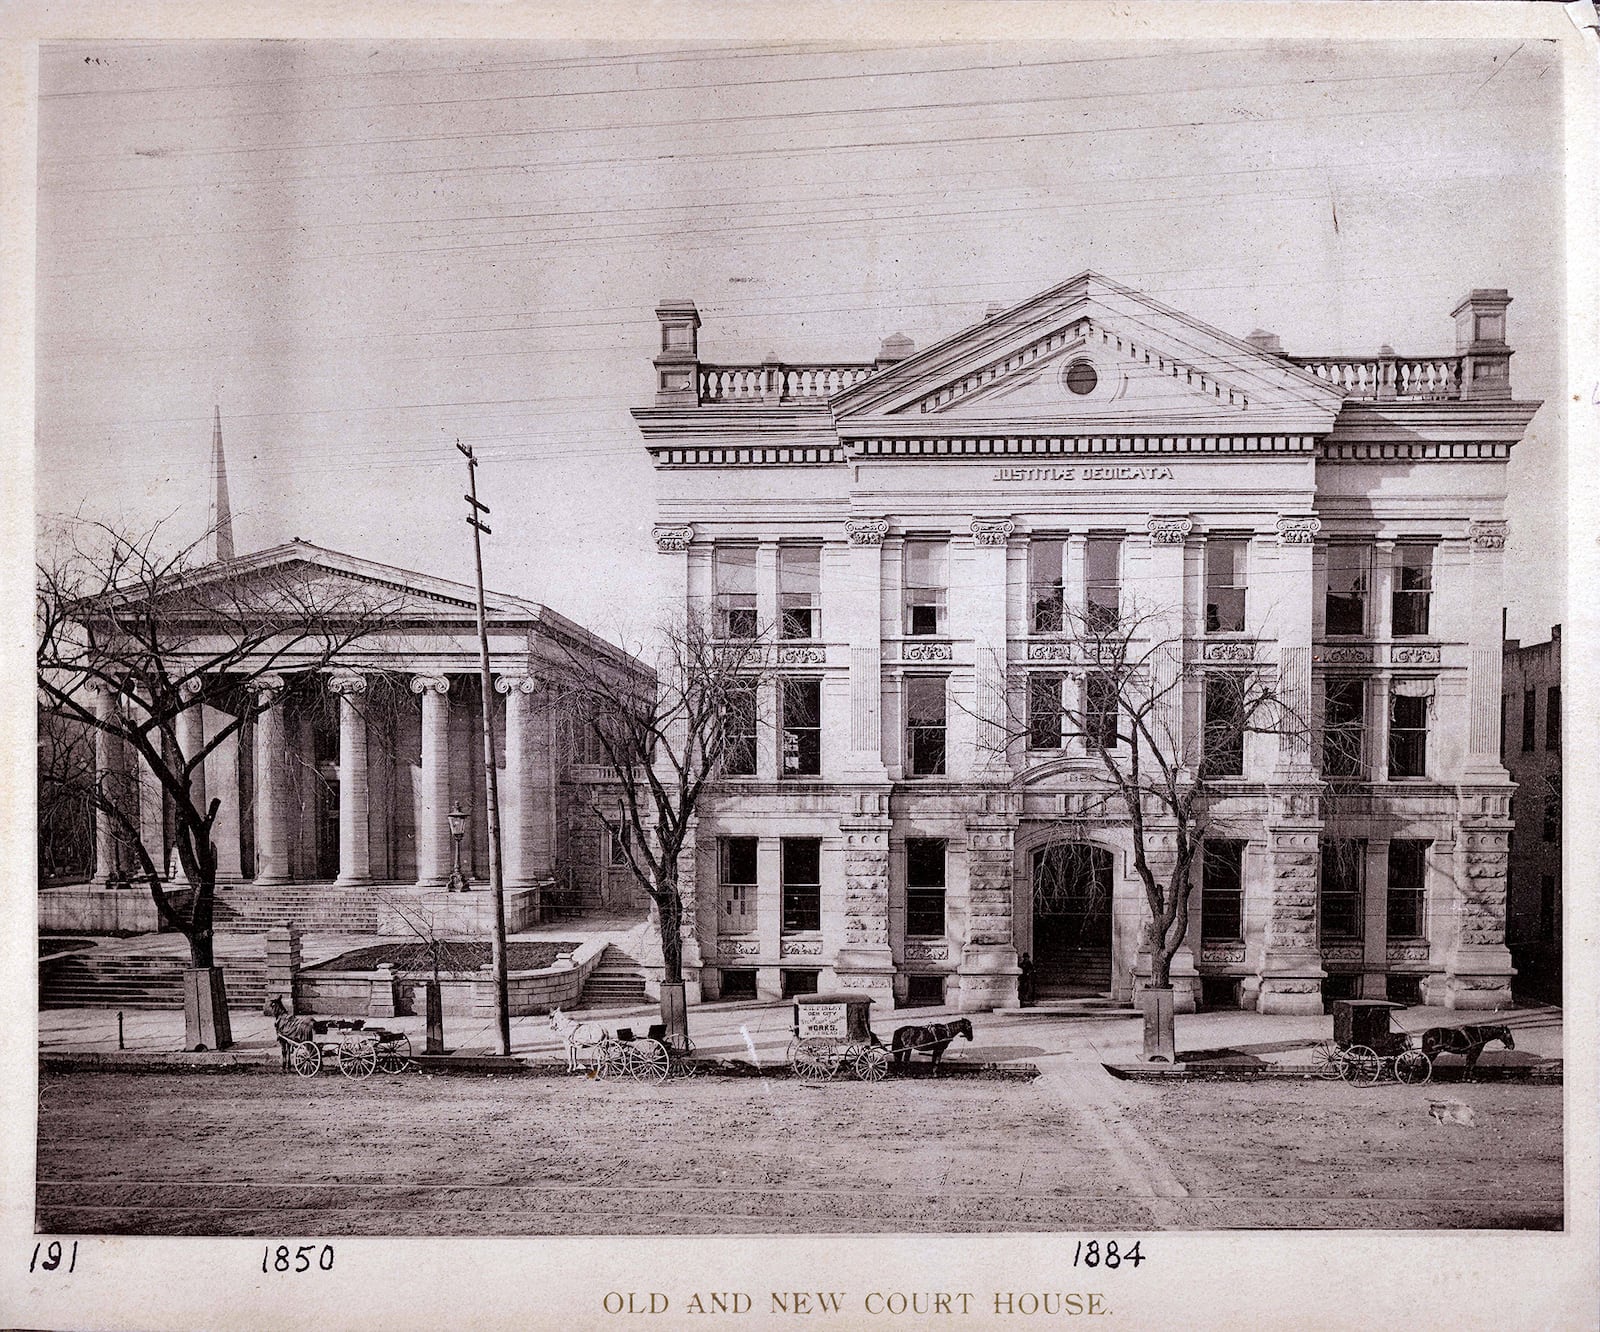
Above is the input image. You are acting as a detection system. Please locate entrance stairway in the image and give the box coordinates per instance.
[577,944,649,1009]
[40,949,268,1010]
[212,884,380,933]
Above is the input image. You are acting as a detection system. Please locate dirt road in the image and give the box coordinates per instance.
[36,1071,1561,1234]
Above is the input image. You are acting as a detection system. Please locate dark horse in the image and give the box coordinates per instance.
[1420,1024,1515,1078]
[890,1019,974,1075]
[265,994,316,1072]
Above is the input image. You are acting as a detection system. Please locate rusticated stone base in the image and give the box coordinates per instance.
[1256,965,1325,1015]
[955,943,1020,1012]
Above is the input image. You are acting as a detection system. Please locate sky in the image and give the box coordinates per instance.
[34,37,1568,640]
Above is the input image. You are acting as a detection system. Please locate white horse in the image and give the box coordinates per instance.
[549,1008,605,1072]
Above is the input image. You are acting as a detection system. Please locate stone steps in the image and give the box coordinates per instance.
[40,953,269,1010]
[577,943,650,1008]
[213,886,380,934]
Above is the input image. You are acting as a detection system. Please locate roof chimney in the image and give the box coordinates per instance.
[1451,288,1513,400]
[875,332,915,368]
[1244,328,1283,356]
[653,299,701,406]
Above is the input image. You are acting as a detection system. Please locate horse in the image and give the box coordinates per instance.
[265,994,316,1072]
[1420,1024,1515,1078]
[549,1007,606,1073]
[890,1018,974,1075]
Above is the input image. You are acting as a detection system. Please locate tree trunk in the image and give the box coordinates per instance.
[657,878,683,985]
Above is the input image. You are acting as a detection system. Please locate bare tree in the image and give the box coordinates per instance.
[36,517,397,1045]
[989,599,1306,1058]
[547,611,768,1048]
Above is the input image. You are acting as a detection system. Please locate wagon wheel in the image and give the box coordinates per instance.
[595,1037,629,1078]
[792,1039,832,1080]
[289,1041,321,1078]
[1394,1048,1433,1086]
[1312,1040,1346,1081]
[338,1037,378,1080]
[377,1035,412,1076]
[629,1038,671,1083]
[1342,1045,1382,1085]
[855,1045,891,1083]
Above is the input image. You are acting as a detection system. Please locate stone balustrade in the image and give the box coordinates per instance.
[698,363,876,403]
[1287,355,1462,400]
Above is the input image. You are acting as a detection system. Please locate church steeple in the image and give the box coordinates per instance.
[208,404,235,562]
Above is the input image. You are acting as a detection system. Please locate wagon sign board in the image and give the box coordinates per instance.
[796,1002,850,1039]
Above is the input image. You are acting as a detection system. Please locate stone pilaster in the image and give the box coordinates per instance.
[956,813,1020,1011]
[264,924,301,1012]
[967,517,1013,777]
[495,676,547,895]
[1438,792,1516,1009]
[1255,787,1325,1014]
[411,675,453,886]
[252,674,291,885]
[1464,520,1510,780]
[835,794,896,1005]
[843,517,890,779]
[1143,517,1190,756]
[329,672,371,886]
[1129,828,1199,1013]
[176,678,207,836]
[677,819,704,1002]
[87,682,123,884]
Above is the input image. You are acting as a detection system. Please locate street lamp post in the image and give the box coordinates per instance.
[446,801,469,892]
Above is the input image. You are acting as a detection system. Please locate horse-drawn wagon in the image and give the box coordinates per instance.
[267,997,412,1079]
[786,994,891,1082]
[1314,999,1432,1085]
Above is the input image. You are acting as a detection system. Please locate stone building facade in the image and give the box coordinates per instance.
[634,272,1540,1014]
[1503,625,1562,1004]
[51,540,648,936]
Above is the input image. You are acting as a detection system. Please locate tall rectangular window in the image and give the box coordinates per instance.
[1029,539,1065,633]
[1200,839,1245,943]
[1522,688,1537,751]
[1388,691,1429,779]
[1319,839,1365,942]
[719,837,757,932]
[609,824,630,867]
[1085,537,1121,631]
[1540,874,1557,940]
[1386,840,1427,941]
[904,539,947,636]
[1543,775,1561,842]
[714,546,758,639]
[1205,539,1248,634]
[1203,675,1246,777]
[1028,674,1064,750]
[721,681,757,776]
[1325,545,1370,636]
[1392,545,1433,637]
[906,676,948,776]
[1322,677,1366,781]
[781,678,821,776]
[1085,672,1118,751]
[1546,685,1561,751]
[905,837,947,937]
[779,545,821,641]
[781,837,821,933]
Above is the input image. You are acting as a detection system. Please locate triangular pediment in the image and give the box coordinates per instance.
[831,272,1344,436]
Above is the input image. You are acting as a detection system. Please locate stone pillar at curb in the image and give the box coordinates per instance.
[956,811,1021,1012]
[834,796,897,1007]
[369,964,399,1018]
[265,925,302,1012]
[411,675,453,886]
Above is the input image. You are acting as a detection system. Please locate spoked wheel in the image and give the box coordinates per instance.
[289,1042,321,1078]
[377,1035,412,1075]
[595,1037,629,1078]
[338,1038,378,1080]
[1343,1045,1382,1085]
[791,1039,832,1080]
[1313,1040,1346,1081]
[629,1038,671,1083]
[1394,1048,1433,1086]
[855,1045,891,1083]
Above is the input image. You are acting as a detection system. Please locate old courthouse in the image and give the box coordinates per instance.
[633,272,1540,1014]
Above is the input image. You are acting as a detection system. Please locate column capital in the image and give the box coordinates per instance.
[845,517,890,546]
[178,677,206,702]
[252,673,287,699]
[328,671,367,697]
[969,516,1015,547]
[1146,515,1193,545]
[1469,518,1507,550]
[653,523,694,553]
[410,673,450,696]
[494,675,539,696]
[1275,513,1321,545]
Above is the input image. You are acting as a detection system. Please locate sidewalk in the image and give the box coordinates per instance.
[38,995,1564,1076]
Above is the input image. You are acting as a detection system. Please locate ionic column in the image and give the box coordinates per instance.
[495,676,549,888]
[252,675,291,885]
[329,673,371,886]
[87,682,122,884]
[1272,514,1321,778]
[967,517,1014,778]
[411,675,453,886]
[176,678,207,823]
[129,694,164,882]
[842,518,889,779]
[1143,517,1191,760]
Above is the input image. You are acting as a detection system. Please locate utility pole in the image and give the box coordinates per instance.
[458,440,511,1057]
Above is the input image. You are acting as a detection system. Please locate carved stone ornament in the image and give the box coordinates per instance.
[780,939,823,957]
[252,673,287,700]
[494,675,539,695]
[1027,641,1074,661]
[970,517,1015,547]
[1390,645,1441,666]
[410,674,450,696]
[1146,515,1193,545]
[1275,514,1322,545]
[777,645,826,665]
[1203,641,1254,662]
[904,942,949,961]
[178,677,206,702]
[837,974,886,989]
[1386,943,1430,962]
[1322,944,1365,963]
[1201,944,1246,964]
[720,938,761,959]
[1324,645,1374,664]
[652,523,694,553]
[845,517,890,546]
[328,671,367,697]
[904,641,953,662]
[1469,520,1507,550]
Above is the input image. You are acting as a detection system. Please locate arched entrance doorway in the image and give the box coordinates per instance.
[1031,843,1114,997]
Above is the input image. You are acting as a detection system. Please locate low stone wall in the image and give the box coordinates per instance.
[39,887,164,934]
[294,938,608,1018]
[373,886,544,937]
